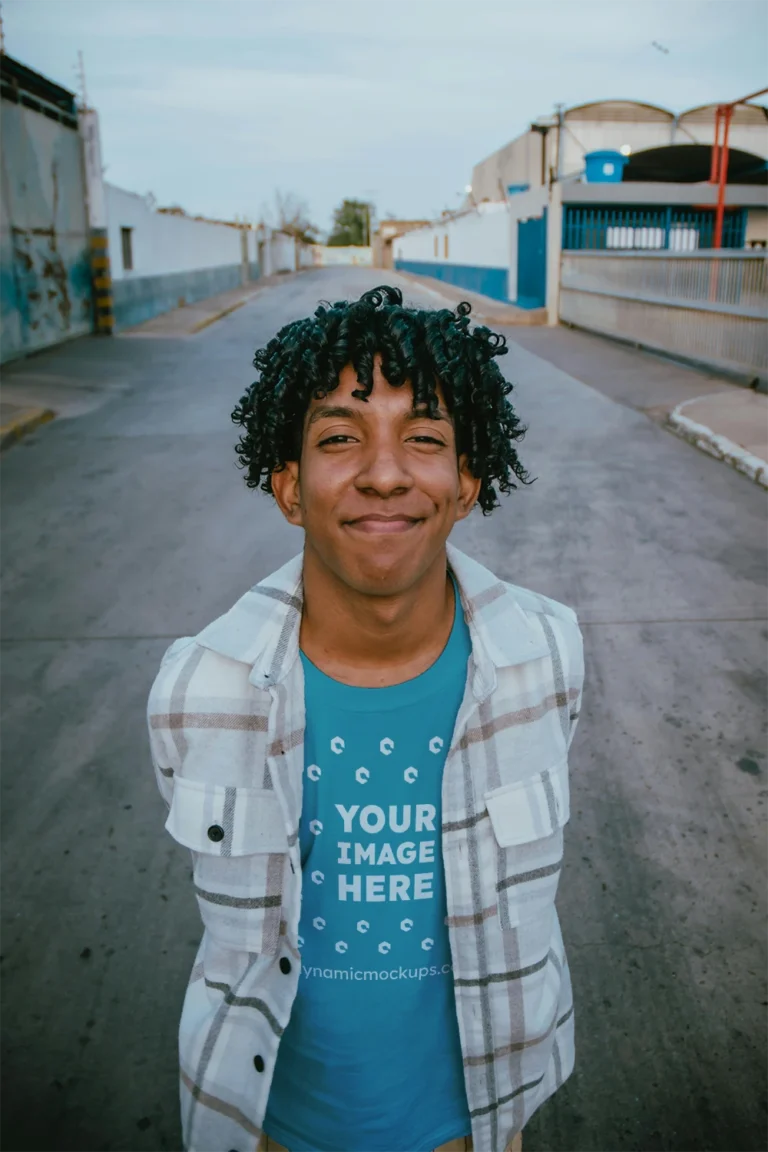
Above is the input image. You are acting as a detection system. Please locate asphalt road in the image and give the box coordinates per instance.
[2,268,766,1152]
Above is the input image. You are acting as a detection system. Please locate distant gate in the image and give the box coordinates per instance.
[0,56,93,362]
[517,209,547,309]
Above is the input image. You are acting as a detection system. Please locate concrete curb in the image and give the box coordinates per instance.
[190,297,249,334]
[0,405,55,451]
[666,405,768,489]
[394,271,546,327]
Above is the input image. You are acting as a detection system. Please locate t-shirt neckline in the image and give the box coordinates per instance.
[299,576,469,713]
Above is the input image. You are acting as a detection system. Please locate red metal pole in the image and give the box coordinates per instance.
[709,105,722,183]
[731,85,768,104]
[713,105,733,248]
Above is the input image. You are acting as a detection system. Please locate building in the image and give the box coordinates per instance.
[102,183,260,330]
[393,96,767,317]
[1,54,94,360]
[469,99,768,201]
[0,47,271,358]
[372,219,430,269]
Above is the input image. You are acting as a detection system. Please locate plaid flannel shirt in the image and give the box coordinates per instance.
[148,544,584,1152]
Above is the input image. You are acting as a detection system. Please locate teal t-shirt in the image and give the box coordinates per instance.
[264,581,472,1152]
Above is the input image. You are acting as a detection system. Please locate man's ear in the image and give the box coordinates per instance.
[271,461,303,526]
[455,455,481,522]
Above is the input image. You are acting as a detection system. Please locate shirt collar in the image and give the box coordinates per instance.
[195,544,549,697]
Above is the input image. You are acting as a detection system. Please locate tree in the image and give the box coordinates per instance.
[268,189,320,245]
[328,199,374,247]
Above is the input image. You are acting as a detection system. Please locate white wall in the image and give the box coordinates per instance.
[559,120,673,180]
[80,109,107,230]
[472,109,768,198]
[106,184,250,280]
[309,246,373,266]
[395,203,510,270]
[546,183,564,326]
[394,190,555,310]
[471,133,548,201]
[472,119,676,199]
[264,231,296,274]
[746,207,768,247]
[298,243,315,269]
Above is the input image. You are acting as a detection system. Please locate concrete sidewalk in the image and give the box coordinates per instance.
[121,280,266,338]
[395,269,547,326]
[667,388,768,487]
[0,273,309,448]
[508,325,768,488]
[122,271,313,338]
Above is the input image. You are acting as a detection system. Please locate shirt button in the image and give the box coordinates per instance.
[207,824,224,842]
[253,1054,265,1073]
[279,957,291,975]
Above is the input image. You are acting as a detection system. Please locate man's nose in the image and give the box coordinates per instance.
[354,440,413,496]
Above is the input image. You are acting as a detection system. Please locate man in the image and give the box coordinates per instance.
[148,285,583,1152]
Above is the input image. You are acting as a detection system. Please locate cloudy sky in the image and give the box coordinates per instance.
[5,0,767,235]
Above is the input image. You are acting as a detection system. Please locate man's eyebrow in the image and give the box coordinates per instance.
[307,405,356,427]
[406,405,451,423]
[306,402,452,427]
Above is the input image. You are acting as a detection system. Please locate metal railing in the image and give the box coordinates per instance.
[562,206,747,251]
[559,250,768,379]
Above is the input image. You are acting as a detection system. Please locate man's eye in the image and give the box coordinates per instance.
[318,434,354,446]
[408,435,445,445]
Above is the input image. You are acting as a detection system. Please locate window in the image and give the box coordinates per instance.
[434,235,438,258]
[121,227,133,271]
[444,234,449,259]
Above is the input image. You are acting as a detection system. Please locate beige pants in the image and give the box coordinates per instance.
[259,1132,523,1152]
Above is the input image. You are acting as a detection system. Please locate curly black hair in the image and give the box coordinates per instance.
[231,284,531,515]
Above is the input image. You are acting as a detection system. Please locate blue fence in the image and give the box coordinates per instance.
[393,260,508,303]
[563,206,746,251]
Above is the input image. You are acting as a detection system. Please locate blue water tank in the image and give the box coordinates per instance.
[584,150,628,183]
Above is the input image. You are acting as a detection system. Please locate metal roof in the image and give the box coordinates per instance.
[565,100,674,123]
[0,53,78,127]
[679,102,768,125]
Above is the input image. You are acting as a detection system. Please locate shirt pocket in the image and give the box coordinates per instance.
[483,759,570,931]
[165,776,289,955]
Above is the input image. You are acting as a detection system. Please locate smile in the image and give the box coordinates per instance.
[344,516,423,535]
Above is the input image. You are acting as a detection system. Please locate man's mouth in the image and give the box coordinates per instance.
[344,514,423,535]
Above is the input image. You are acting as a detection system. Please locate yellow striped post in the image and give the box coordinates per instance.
[90,229,114,334]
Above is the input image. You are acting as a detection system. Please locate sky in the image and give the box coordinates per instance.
[4,0,767,236]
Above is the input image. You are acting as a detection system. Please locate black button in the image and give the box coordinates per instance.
[207,824,224,842]
[253,1054,265,1073]
[279,957,291,975]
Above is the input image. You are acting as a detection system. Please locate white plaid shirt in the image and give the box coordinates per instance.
[148,544,584,1152]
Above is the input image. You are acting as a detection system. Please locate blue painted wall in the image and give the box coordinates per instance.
[1,94,93,363]
[112,262,258,330]
[394,260,508,303]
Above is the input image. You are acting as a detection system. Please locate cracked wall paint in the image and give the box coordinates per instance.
[1,98,92,362]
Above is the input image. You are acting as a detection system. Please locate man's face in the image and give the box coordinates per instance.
[272,358,480,596]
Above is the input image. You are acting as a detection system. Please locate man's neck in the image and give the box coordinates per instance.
[298,547,455,688]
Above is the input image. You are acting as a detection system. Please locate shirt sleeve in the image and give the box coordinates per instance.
[146,637,194,809]
[565,618,585,753]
